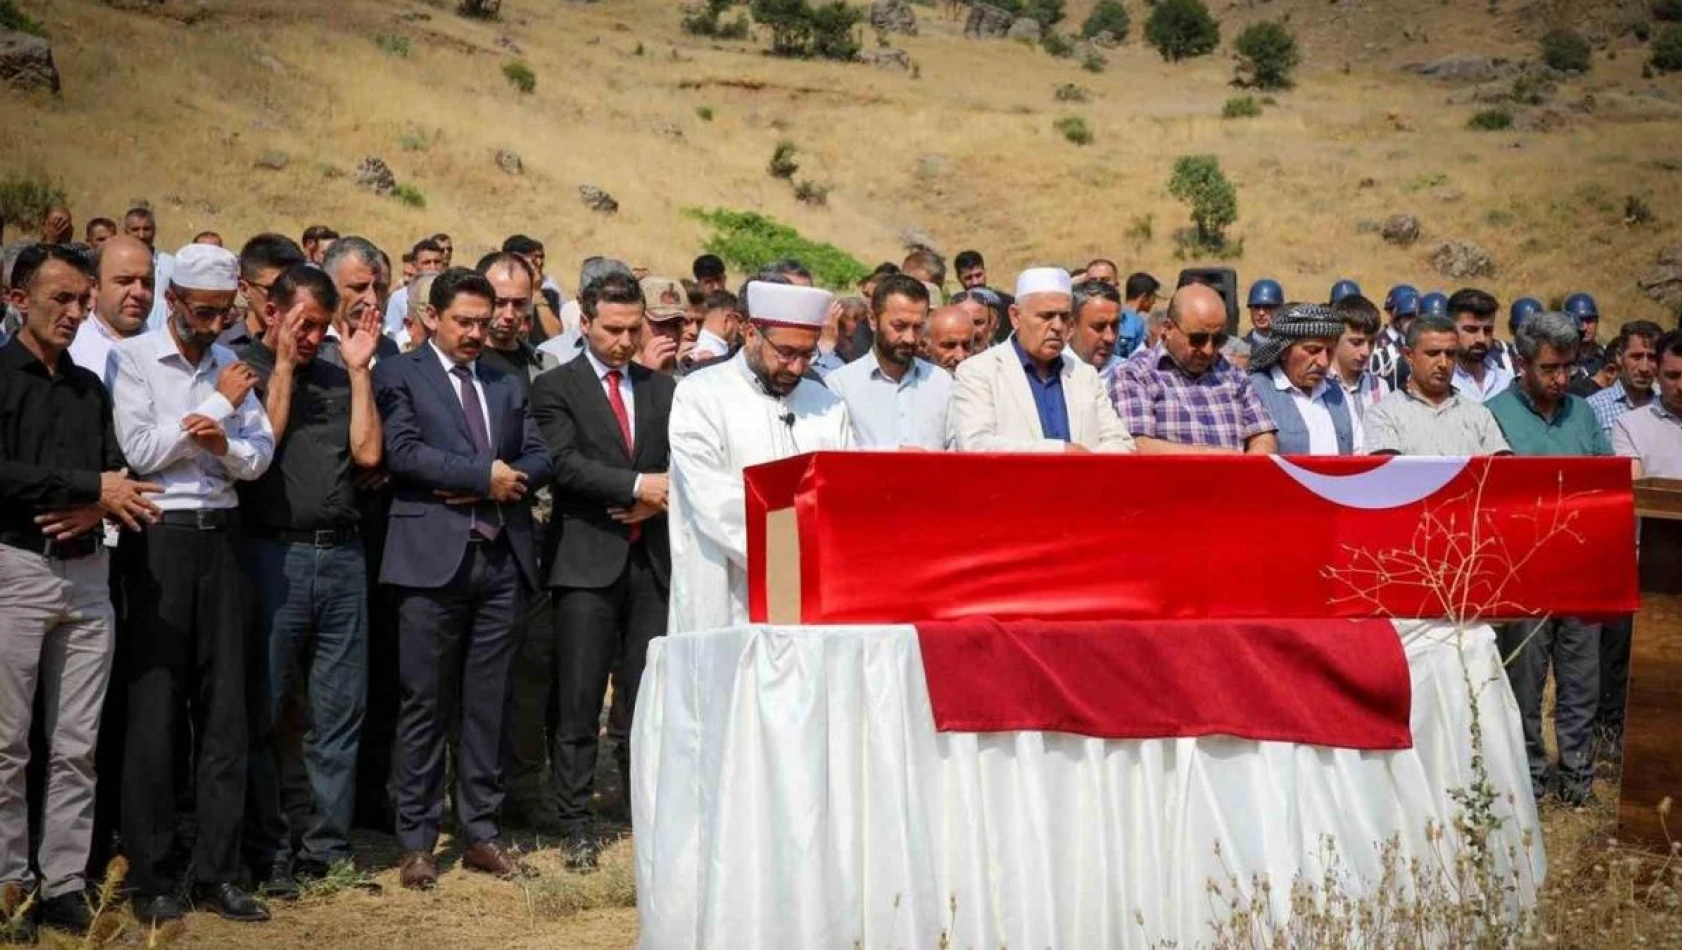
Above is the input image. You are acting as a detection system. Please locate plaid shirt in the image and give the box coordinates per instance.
[1587,379,1653,431]
[1111,342,1276,449]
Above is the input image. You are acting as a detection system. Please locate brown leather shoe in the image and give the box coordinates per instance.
[399,850,438,890]
[460,839,526,879]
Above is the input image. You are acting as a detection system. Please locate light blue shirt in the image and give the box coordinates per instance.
[824,350,953,449]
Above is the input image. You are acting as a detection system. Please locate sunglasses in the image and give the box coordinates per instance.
[1179,328,1229,350]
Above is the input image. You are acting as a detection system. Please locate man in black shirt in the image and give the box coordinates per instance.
[475,252,545,396]
[0,244,160,940]
[238,265,382,894]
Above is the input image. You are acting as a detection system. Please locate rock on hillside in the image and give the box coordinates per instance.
[0,31,59,94]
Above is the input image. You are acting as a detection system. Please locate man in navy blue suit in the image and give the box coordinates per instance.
[373,267,552,890]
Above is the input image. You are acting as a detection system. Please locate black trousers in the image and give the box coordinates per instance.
[504,591,558,815]
[119,522,250,894]
[354,493,399,829]
[392,539,524,854]
[550,543,668,830]
[1597,615,1634,733]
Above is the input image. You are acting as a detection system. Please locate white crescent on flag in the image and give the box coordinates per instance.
[1270,456,1471,510]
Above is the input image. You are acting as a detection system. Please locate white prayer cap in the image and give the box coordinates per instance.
[170,243,239,292]
[745,281,833,330]
[1015,267,1073,300]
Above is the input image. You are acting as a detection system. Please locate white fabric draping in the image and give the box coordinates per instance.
[631,621,1545,950]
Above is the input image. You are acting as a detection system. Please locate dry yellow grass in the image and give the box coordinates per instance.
[2,0,1679,327]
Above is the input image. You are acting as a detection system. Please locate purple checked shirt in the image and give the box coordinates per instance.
[1110,342,1277,450]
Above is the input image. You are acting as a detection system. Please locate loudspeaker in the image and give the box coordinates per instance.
[1175,267,1239,335]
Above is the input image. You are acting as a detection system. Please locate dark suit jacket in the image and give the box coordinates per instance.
[530,353,674,590]
[374,346,553,591]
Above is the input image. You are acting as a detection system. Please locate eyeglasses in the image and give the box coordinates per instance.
[762,337,818,365]
[184,305,236,322]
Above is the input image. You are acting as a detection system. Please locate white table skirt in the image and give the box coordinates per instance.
[631,621,1544,949]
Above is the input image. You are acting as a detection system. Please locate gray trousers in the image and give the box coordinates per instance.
[0,544,114,899]
[1498,616,1600,800]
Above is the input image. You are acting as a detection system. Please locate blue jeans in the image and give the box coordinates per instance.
[245,538,368,866]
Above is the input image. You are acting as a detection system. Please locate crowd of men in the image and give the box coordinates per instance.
[1,204,1677,941]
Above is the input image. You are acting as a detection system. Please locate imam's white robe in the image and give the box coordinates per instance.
[667,351,854,634]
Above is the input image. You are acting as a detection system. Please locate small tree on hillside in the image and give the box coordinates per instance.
[1234,20,1300,89]
[1539,28,1592,73]
[1082,0,1130,40]
[1169,154,1238,250]
[1146,0,1220,62]
[808,0,863,61]
[753,0,813,56]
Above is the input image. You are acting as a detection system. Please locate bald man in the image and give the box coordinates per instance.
[1111,283,1278,454]
[70,235,155,389]
[922,305,976,373]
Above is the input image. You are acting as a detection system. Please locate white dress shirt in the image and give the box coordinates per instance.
[383,284,411,340]
[68,313,127,390]
[110,328,274,510]
[429,341,492,446]
[1452,354,1514,404]
[1271,366,1345,455]
[691,327,733,364]
[824,351,954,450]
[582,346,644,495]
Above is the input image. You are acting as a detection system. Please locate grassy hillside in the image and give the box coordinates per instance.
[2,0,1679,325]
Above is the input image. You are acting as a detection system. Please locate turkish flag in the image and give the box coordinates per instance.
[745,453,1636,625]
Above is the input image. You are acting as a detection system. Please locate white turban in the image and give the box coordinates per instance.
[1015,267,1073,299]
[746,281,833,329]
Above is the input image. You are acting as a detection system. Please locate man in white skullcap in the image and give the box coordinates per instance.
[951,267,1135,453]
[666,279,855,633]
[109,241,276,925]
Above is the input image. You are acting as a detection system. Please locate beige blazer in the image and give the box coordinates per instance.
[951,341,1136,452]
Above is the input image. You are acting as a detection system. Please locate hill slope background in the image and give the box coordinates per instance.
[4,0,1681,324]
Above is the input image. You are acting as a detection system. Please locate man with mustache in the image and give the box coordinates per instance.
[1588,321,1664,433]
[1448,288,1512,404]
[109,242,276,925]
[1247,303,1360,455]
[826,274,952,450]
[0,245,161,942]
[921,304,976,373]
[374,268,552,890]
[1111,282,1273,454]
[666,279,854,634]
[1362,314,1512,457]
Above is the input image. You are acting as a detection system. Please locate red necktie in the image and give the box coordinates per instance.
[605,370,640,542]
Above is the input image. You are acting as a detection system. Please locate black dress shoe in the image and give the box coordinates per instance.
[193,883,270,923]
[257,861,300,901]
[37,890,96,934]
[132,893,186,926]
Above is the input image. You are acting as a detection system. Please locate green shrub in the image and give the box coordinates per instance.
[1467,107,1513,130]
[1654,24,1682,71]
[1168,154,1238,250]
[1145,0,1220,62]
[1081,50,1107,72]
[0,171,66,231]
[1042,31,1075,58]
[792,179,830,206]
[1081,0,1129,40]
[1233,20,1299,89]
[683,0,750,38]
[392,184,427,209]
[697,105,715,121]
[768,140,800,179]
[502,60,536,94]
[375,34,411,57]
[807,0,862,61]
[0,0,46,36]
[995,0,1066,27]
[1540,28,1592,73]
[1655,0,1682,22]
[684,208,870,288]
[753,0,814,56]
[1222,95,1261,118]
[457,0,500,20]
[1055,115,1092,145]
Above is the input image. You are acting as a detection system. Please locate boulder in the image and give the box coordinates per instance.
[964,2,1014,40]
[354,156,397,197]
[255,150,290,171]
[0,31,60,94]
[1382,213,1421,247]
[1414,55,1504,83]
[495,149,523,174]
[869,0,917,37]
[1429,240,1495,279]
[1007,17,1041,42]
[1637,242,1682,310]
[857,47,915,72]
[579,184,619,214]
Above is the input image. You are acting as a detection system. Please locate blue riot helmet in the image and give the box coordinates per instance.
[1247,278,1284,308]
[1508,296,1543,335]
[1419,292,1449,319]
[1329,279,1362,305]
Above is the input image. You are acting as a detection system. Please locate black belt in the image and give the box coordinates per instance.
[247,524,361,548]
[155,509,236,531]
[0,531,100,561]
